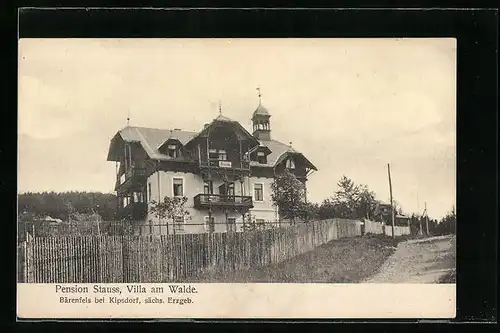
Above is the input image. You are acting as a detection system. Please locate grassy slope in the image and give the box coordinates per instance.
[192,235,399,283]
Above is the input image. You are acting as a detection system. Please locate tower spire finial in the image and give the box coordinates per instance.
[127,108,130,125]
[256,86,262,104]
[218,100,222,115]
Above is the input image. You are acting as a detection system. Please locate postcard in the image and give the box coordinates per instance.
[17,37,456,319]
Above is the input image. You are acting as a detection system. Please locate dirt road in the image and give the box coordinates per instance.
[363,235,456,283]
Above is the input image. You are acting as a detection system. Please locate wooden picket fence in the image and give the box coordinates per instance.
[18,218,362,283]
[363,220,411,237]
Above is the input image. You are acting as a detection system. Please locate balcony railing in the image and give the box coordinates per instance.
[199,159,250,170]
[193,194,253,209]
[115,167,147,191]
[124,167,146,182]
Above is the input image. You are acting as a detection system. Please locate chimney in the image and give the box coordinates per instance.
[204,123,210,129]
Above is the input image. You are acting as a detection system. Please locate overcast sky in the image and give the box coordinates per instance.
[18,38,456,219]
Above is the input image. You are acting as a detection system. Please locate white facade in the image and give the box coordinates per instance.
[141,170,279,235]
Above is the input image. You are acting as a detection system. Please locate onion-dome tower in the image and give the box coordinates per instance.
[252,87,271,141]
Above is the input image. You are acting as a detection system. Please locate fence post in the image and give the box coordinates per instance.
[122,235,127,283]
[21,241,27,283]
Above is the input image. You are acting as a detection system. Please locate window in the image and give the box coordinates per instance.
[173,178,184,196]
[167,144,177,158]
[227,218,236,232]
[227,183,235,196]
[257,151,267,164]
[218,149,227,161]
[254,183,264,202]
[133,192,144,203]
[204,180,213,195]
[173,216,184,233]
[148,183,152,202]
[222,183,235,202]
[209,149,218,160]
[286,158,296,169]
[204,216,215,233]
[123,196,131,208]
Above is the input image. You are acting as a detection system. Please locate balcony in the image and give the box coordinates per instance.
[193,194,253,209]
[118,202,148,220]
[115,167,147,192]
[199,159,250,171]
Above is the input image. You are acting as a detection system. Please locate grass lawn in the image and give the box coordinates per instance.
[191,234,400,283]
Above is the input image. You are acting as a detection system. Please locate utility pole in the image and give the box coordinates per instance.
[387,163,395,239]
[419,214,423,236]
[425,202,429,236]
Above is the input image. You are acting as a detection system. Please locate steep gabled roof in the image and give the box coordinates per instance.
[250,139,317,171]
[107,123,316,171]
[107,126,197,161]
[184,114,259,148]
[251,139,296,167]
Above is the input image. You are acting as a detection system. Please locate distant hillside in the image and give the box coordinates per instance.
[18,191,117,221]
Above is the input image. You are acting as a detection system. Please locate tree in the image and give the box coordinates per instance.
[333,175,360,218]
[356,184,377,220]
[17,191,117,221]
[317,198,339,219]
[270,170,306,224]
[241,212,257,232]
[301,202,319,221]
[316,177,378,220]
[149,196,190,235]
[436,207,456,235]
[392,199,404,216]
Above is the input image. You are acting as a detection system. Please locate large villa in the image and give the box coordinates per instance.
[107,96,317,234]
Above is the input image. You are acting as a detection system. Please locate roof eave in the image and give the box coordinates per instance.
[106,131,142,162]
[273,151,317,171]
[106,132,122,162]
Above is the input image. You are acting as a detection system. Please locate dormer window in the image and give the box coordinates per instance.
[286,158,295,169]
[159,139,183,158]
[257,151,267,164]
[167,144,177,158]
